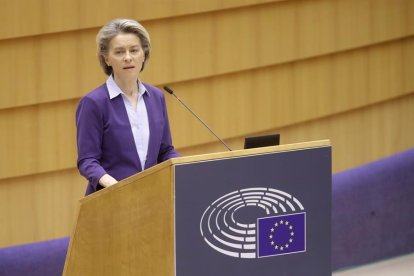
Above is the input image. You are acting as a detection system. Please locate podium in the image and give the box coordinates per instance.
[64,140,331,275]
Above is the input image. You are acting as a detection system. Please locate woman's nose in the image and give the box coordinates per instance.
[124,52,132,61]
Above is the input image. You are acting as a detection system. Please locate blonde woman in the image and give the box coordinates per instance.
[76,19,179,195]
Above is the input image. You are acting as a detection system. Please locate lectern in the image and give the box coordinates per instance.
[64,140,331,275]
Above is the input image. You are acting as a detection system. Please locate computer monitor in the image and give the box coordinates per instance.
[244,133,280,149]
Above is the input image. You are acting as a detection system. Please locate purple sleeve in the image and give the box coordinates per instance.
[76,97,107,190]
[157,94,180,163]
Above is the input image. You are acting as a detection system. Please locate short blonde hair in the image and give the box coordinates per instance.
[96,18,151,75]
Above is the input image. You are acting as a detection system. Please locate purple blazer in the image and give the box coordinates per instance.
[76,82,180,195]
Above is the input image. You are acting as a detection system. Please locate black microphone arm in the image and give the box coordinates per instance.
[163,86,232,151]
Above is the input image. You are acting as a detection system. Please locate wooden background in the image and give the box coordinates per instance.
[1,0,413,248]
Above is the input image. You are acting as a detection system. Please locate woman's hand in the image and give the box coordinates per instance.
[99,174,118,188]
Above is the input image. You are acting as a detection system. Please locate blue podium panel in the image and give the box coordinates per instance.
[174,146,331,276]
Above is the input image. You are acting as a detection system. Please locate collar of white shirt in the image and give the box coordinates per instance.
[106,75,149,100]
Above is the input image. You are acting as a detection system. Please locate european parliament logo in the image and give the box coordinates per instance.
[200,187,306,259]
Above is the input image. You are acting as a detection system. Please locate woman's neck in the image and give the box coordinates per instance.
[113,74,138,96]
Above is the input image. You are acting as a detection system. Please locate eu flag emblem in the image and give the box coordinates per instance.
[258,212,306,257]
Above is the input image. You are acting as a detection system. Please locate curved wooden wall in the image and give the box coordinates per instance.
[1,0,413,247]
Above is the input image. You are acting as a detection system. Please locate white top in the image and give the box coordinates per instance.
[106,75,150,170]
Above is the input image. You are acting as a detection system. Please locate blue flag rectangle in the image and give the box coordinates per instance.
[257,212,306,258]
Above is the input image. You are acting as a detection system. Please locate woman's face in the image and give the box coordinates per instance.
[105,33,145,80]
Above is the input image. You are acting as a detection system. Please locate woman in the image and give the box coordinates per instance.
[76,18,180,195]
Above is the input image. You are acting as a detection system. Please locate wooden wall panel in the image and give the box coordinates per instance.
[274,93,414,172]
[1,0,413,110]
[1,0,413,248]
[0,0,282,39]
[0,100,78,179]
[166,37,414,147]
[1,92,413,247]
[178,92,414,173]
[148,0,414,84]
[0,169,85,247]
[1,37,413,180]
[0,30,103,110]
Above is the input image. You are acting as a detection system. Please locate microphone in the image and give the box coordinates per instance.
[163,86,232,151]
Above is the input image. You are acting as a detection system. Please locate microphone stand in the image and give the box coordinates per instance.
[163,86,232,151]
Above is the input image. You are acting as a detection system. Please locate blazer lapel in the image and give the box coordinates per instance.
[143,85,159,168]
